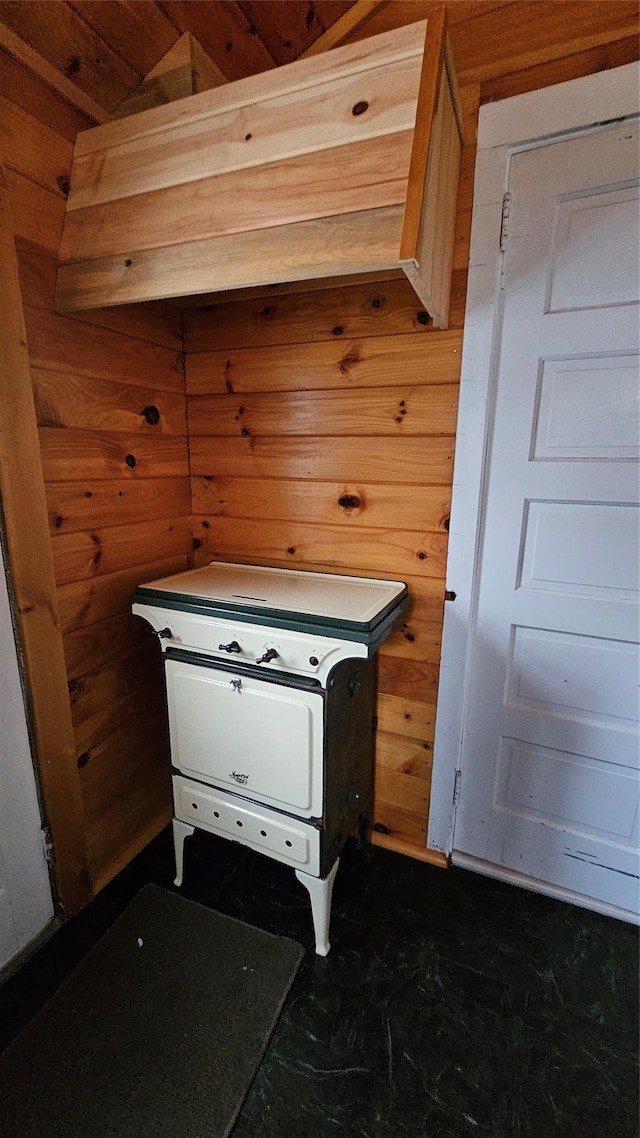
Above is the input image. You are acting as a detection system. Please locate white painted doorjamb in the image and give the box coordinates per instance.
[428,62,640,857]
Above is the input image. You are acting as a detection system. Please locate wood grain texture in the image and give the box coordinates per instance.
[376,730,433,780]
[193,517,448,578]
[481,32,639,103]
[57,554,193,634]
[404,68,461,327]
[52,516,193,586]
[70,642,162,751]
[189,432,455,485]
[39,428,190,483]
[0,18,111,122]
[400,5,445,260]
[64,611,153,682]
[239,0,353,65]
[55,204,406,310]
[0,0,137,112]
[186,330,463,394]
[0,95,73,197]
[183,275,444,351]
[68,53,421,209]
[5,169,66,253]
[16,238,182,351]
[61,130,413,260]
[191,476,450,532]
[0,158,91,918]
[69,1,179,80]
[46,477,191,535]
[300,1,384,57]
[72,21,425,156]
[342,1,639,85]
[23,307,184,390]
[188,384,458,437]
[158,0,276,82]
[33,369,188,436]
[0,44,93,140]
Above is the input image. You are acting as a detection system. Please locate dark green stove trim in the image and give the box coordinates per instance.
[131,587,410,647]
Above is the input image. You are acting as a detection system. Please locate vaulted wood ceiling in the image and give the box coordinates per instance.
[0,0,637,120]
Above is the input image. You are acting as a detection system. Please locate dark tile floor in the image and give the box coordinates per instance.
[1,828,638,1137]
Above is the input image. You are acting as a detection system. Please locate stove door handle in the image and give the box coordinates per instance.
[255,648,279,664]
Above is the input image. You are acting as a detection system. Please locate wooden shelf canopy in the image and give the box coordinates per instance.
[55,16,462,329]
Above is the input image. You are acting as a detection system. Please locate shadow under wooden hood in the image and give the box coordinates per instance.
[54,17,462,330]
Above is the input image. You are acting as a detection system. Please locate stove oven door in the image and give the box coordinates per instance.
[164,656,324,817]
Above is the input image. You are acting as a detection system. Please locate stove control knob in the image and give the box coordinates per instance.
[309,656,319,666]
[156,627,172,640]
[255,648,279,664]
[219,640,241,653]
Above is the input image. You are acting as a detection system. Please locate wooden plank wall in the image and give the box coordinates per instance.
[1,45,192,896]
[182,86,476,863]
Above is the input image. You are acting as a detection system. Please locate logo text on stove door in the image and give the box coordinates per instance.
[230,771,249,785]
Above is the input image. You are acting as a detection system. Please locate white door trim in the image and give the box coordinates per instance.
[428,61,640,857]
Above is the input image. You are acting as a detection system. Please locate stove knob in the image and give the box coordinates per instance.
[219,640,241,653]
[156,627,172,640]
[255,648,279,664]
[309,656,319,666]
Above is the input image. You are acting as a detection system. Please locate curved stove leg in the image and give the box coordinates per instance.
[172,818,195,887]
[295,858,339,957]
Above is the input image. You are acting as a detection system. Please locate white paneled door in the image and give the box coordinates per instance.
[454,120,640,916]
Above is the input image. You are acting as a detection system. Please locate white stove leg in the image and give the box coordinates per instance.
[295,858,339,957]
[172,819,195,887]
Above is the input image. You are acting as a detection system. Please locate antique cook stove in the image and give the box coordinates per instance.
[132,562,409,955]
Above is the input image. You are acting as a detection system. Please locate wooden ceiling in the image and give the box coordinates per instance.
[0,1,637,119]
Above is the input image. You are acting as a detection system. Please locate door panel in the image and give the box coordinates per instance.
[454,120,640,917]
[165,659,324,817]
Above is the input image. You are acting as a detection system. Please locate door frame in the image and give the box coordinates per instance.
[428,62,640,862]
[0,160,91,919]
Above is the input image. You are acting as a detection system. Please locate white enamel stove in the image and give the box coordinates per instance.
[132,561,409,955]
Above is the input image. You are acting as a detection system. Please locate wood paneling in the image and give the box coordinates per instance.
[343,2,639,85]
[188,384,458,438]
[185,331,462,394]
[0,0,140,111]
[158,0,277,81]
[61,131,414,259]
[481,33,639,103]
[193,517,448,578]
[52,516,192,586]
[5,169,66,253]
[0,157,90,919]
[57,554,192,634]
[16,238,182,350]
[55,203,407,311]
[46,477,191,535]
[0,95,73,196]
[239,1,353,65]
[23,306,183,389]
[33,370,187,435]
[185,283,460,861]
[0,45,93,140]
[57,22,461,324]
[68,52,421,208]
[189,435,454,485]
[68,1,179,80]
[39,428,189,483]
[3,66,191,911]
[182,275,450,351]
[191,476,450,532]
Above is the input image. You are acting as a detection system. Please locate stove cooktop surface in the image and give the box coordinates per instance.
[133,562,407,631]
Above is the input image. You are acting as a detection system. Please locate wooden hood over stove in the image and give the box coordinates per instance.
[54,15,462,328]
